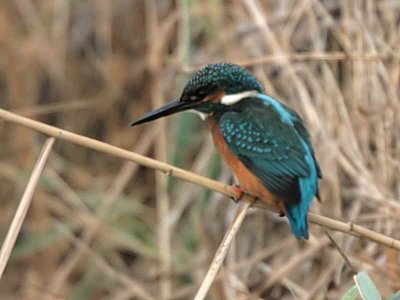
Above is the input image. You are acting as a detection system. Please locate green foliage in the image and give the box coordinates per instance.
[70,267,98,300]
[388,292,400,300]
[354,272,382,300]
[169,112,202,189]
[341,272,399,300]
[11,224,73,259]
[341,285,359,300]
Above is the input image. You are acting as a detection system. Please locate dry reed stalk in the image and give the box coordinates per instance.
[169,137,215,230]
[56,223,155,300]
[0,137,55,279]
[253,237,330,294]
[304,256,340,300]
[194,200,253,300]
[0,108,400,251]
[182,51,400,74]
[219,236,296,276]
[145,1,172,297]
[324,229,356,272]
[42,128,156,299]
[238,52,399,66]
[2,1,399,298]
[14,99,96,117]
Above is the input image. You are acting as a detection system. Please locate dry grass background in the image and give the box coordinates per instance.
[0,0,399,299]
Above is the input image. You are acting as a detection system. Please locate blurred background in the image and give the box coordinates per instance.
[0,0,399,299]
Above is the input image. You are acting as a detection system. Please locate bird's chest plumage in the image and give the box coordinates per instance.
[207,116,282,209]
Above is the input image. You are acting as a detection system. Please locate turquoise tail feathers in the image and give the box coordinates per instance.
[285,201,310,239]
[286,143,319,240]
[285,180,312,239]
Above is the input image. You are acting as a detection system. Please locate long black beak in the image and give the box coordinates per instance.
[130,98,194,126]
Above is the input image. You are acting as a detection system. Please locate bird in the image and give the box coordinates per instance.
[130,62,322,239]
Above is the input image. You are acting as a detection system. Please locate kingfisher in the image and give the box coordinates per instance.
[130,63,322,239]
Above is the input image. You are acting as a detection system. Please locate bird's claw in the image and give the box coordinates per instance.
[230,185,244,203]
[276,201,286,217]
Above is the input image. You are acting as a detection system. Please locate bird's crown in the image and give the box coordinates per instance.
[181,63,264,102]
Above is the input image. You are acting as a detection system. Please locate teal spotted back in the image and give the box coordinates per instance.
[217,95,321,239]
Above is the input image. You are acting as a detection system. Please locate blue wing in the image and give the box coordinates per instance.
[219,95,321,239]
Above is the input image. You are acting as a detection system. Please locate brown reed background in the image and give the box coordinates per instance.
[0,1,399,299]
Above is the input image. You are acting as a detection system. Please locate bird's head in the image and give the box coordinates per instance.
[130,62,264,126]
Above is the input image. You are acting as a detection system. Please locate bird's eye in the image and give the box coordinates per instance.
[190,95,199,101]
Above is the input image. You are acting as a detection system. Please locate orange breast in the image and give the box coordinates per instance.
[207,117,283,210]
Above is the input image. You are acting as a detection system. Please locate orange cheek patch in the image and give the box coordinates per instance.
[204,91,225,103]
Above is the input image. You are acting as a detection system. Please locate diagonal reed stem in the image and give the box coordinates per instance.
[0,137,55,279]
[0,108,400,251]
[194,201,253,300]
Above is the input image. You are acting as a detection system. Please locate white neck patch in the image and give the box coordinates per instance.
[221,90,259,105]
[187,109,208,120]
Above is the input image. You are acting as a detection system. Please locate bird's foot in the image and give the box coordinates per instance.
[277,201,286,217]
[231,185,245,203]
